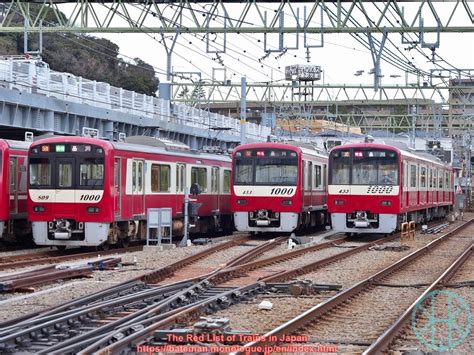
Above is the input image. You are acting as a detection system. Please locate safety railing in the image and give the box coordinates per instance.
[0,56,272,141]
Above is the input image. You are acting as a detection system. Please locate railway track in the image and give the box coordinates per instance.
[0,233,259,272]
[382,233,474,353]
[219,233,399,287]
[238,219,474,354]
[0,235,254,326]
[1,222,464,353]
[0,246,144,271]
[0,235,286,353]
[0,230,357,353]
[48,231,407,352]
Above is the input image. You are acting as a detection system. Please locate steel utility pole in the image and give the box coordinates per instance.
[240,77,247,144]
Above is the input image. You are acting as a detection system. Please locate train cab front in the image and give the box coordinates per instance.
[28,140,110,247]
[328,146,400,234]
[231,146,300,232]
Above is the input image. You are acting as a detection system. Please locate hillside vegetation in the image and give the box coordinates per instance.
[0,5,159,96]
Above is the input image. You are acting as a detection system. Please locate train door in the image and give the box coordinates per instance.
[427,168,432,205]
[9,157,18,214]
[211,167,220,212]
[176,163,185,215]
[114,158,121,218]
[301,161,306,205]
[132,159,145,216]
[222,169,231,213]
[55,157,75,216]
[323,164,327,204]
[307,161,313,207]
[402,161,408,208]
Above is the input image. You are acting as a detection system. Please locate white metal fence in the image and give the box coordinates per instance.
[0,56,271,141]
[173,104,271,140]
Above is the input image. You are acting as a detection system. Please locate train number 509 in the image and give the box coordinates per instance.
[79,194,100,201]
[270,188,294,195]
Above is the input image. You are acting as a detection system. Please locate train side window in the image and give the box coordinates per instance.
[176,164,185,193]
[308,162,313,190]
[316,165,322,188]
[445,172,449,190]
[403,161,408,189]
[428,168,432,188]
[132,161,137,192]
[18,159,28,193]
[323,164,327,188]
[9,159,16,193]
[211,167,219,193]
[438,169,443,188]
[191,167,207,192]
[301,160,308,190]
[420,167,426,188]
[312,164,316,189]
[410,164,417,188]
[114,160,120,188]
[223,170,231,193]
[151,164,171,192]
[137,162,143,193]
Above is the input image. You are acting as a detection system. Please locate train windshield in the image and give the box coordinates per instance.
[330,150,350,184]
[352,149,398,185]
[29,143,105,189]
[330,148,398,185]
[234,149,298,185]
[79,158,104,187]
[29,158,52,186]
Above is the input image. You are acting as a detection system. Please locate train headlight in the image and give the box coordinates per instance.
[33,206,45,212]
[237,199,247,205]
[334,199,345,205]
[281,200,293,205]
[87,207,100,213]
[274,212,280,218]
[380,200,392,206]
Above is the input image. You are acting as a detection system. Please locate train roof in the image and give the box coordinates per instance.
[0,139,31,150]
[111,141,231,163]
[30,136,231,163]
[330,142,449,167]
[234,141,327,159]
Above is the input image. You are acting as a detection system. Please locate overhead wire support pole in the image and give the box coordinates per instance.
[368,30,387,92]
[23,18,43,54]
[240,77,247,145]
[161,29,180,82]
[158,28,180,101]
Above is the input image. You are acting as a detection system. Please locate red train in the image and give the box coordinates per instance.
[328,142,453,235]
[27,136,232,248]
[230,142,328,233]
[0,139,31,243]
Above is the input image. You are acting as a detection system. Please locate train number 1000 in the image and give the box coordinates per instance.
[79,194,101,201]
[270,187,294,195]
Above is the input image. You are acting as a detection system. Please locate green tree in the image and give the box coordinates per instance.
[0,4,159,95]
